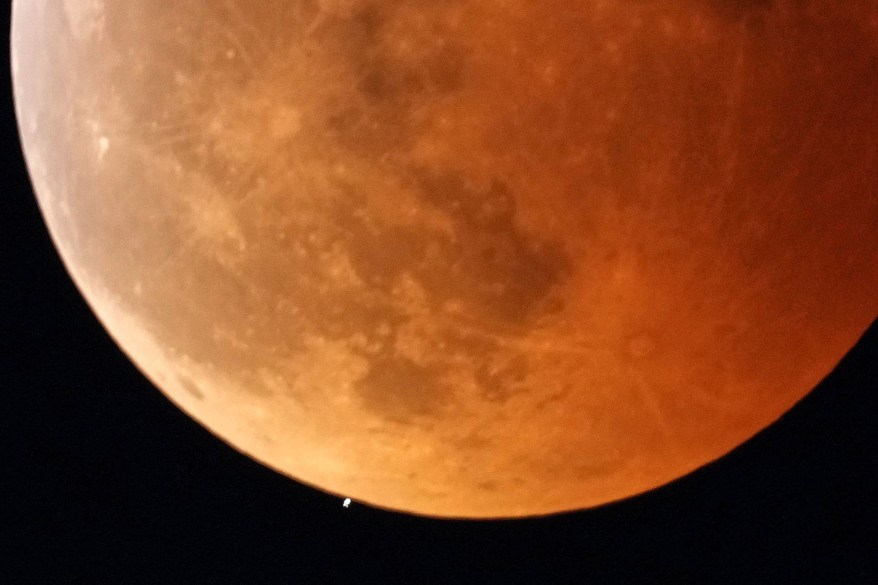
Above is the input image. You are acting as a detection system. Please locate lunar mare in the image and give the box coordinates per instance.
[11,0,878,517]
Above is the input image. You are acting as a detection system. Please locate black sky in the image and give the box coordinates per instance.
[3,12,877,585]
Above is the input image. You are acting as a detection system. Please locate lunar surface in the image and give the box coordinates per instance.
[11,0,878,517]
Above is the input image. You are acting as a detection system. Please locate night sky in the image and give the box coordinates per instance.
[3,10,878,585]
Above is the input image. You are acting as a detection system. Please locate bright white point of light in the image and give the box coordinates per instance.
[343,498,351,508]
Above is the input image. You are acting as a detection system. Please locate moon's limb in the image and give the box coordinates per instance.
[11,0,878,517]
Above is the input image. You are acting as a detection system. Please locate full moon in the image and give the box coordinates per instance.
[11,0,878,518]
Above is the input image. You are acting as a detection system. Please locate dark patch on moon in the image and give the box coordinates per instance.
[307,0,572,425]
[422,43,469,94]
[321,0,470,156]
[356,352,448,422]
[325,167,571,421]
[358,58,426,103]
[176,375,205,400]
[706,0,778,21]
[455,432,492,451]
[329,168,571,327]
[410,167,572,325]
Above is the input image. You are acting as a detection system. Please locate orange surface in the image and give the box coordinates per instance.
[11,0,878,517]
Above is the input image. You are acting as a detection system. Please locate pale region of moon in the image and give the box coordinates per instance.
[11,0,878,517]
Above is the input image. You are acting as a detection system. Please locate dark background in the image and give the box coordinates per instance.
[3,11,877,585]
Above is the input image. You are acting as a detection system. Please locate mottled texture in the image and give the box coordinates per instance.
[11,0,878,517]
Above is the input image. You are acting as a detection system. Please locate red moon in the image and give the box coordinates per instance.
[11,0,878,517]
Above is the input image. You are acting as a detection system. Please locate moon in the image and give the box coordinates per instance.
[11,0,878,518]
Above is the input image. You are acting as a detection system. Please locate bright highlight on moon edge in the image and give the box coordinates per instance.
[11,0,878,518]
